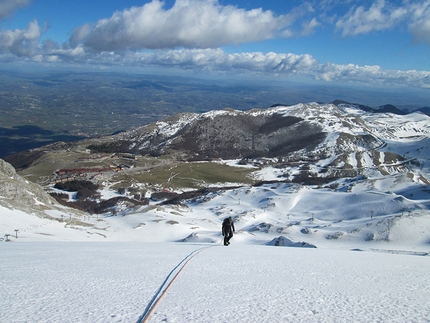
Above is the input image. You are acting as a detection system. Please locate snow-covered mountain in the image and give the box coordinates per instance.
[1,102,429,249]
[2,102,429,323]
[73,102,430,187]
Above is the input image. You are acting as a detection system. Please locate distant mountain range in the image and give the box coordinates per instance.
[1,101,429,246]
[5,101,429,185]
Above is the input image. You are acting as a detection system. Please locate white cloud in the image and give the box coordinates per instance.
[71,0,296,51]
[0,0,428,91]
[65,0,429,52]
[69,24,92,48]
[0,20,41,56]
[138,49,429,88]
[0,0,31,20]
[335,0,408,36]
[334,0,430,44]
[301,18,320,36]
[15,43,426,89]
[0,0,44,57]
[408,0,430,45]
[125,49,318,75]
[51,46,86,58]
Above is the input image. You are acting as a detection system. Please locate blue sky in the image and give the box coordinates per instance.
[0,0,429,90]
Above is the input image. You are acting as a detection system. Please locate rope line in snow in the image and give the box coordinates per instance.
[136,244,216,323]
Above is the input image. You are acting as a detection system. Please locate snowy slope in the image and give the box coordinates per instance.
[1,243,429,323]
[2,178,429,251]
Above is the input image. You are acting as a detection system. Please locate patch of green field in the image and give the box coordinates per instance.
[17,149,117,184]
[111,161,256,190]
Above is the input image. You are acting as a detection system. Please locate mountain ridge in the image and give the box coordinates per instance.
[5,102,429,184]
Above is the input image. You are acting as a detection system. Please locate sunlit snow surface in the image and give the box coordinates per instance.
[1,243,429,323]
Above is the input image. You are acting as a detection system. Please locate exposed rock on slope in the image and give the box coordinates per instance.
[0,159,54,207]
[0,159,80,216]
[85,103,419,180]
[0,101,429,246]
[172,112,326,160]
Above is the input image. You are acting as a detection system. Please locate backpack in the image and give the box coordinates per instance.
[222,218,231,234]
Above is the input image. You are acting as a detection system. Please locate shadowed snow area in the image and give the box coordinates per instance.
[1,243,429,323]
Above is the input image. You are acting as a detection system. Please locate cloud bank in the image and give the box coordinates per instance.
[0,0,428,90]
[37,47,429,89]
[0,20,41,57]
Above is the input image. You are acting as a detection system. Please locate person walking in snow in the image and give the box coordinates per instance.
[222,217,235,246]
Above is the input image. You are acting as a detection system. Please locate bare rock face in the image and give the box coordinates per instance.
[0,159,56,210]
[0,158,16,178]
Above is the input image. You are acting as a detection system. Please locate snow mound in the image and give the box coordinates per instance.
[177,232,218,244]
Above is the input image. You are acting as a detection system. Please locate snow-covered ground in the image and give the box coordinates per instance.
[1,166,430,322]
[1,176,430,323]
[1,242,429,323]
[3,176,429,246]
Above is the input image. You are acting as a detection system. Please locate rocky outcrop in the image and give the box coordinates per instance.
[0,159,57,211]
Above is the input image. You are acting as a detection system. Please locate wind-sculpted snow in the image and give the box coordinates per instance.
[147,246,430,323]
[362,111,430,141]
[3,172,429,249]
[1,123,430,323]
